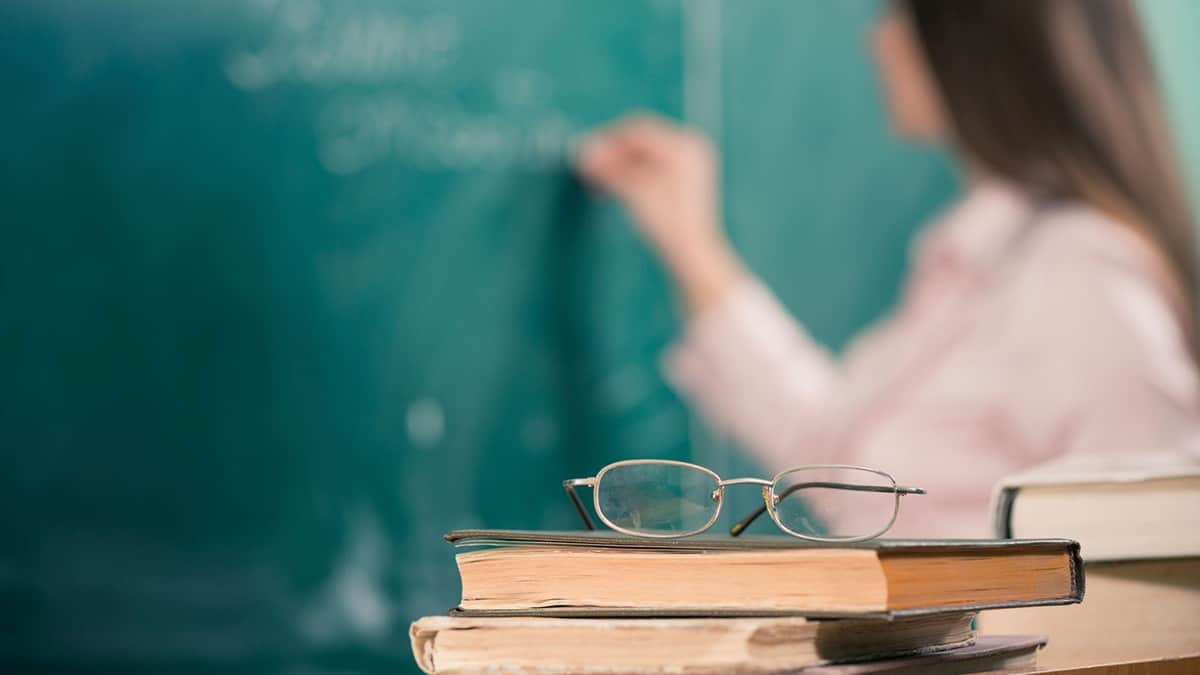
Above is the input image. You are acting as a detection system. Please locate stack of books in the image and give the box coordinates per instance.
[983,452,1200,668]
[411,529,1084,673]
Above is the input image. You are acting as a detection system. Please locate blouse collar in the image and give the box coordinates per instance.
[918,178,1040,274]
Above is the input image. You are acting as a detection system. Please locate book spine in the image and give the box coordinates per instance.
[1068,541,1086,602]
[992,487,1020,538]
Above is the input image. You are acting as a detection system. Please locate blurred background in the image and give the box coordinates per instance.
[1,0,1196,672]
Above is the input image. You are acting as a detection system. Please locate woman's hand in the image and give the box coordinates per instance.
[576,114,747,313]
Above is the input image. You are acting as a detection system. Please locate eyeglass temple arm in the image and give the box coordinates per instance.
[562,478,596,530]
[729,481,926,537]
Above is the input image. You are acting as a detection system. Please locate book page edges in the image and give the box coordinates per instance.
[408,614,979,672]
[878,548,1081,611]
[409,617,442,674]
[456,547,887,613]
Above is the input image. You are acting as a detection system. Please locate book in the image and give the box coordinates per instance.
[979,557,1200,668]
[801,635,1044,674]
[410,612,978,674]
[991,451,1200,561]
[445,530,1083,617]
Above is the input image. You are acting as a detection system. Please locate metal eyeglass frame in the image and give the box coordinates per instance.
[563,459,926,543]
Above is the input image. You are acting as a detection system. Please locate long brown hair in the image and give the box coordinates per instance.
[902,0,1197,338]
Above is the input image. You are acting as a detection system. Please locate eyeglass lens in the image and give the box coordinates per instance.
[596,462,720,536]
[772,466,899,540]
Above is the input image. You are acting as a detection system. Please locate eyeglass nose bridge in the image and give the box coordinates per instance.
[718,477,774,487]
[710,476,774,502]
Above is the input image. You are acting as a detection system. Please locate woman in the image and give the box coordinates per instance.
[576,0,1200,537]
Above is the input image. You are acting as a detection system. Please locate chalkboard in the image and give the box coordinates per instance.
[1140,0,1200,215]
[0,1,963,672]
[0,0,692,669]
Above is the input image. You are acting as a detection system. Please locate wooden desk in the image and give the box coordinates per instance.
[1015,654,1200,674]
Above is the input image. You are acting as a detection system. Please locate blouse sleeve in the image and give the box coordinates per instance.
[661,279,844,471]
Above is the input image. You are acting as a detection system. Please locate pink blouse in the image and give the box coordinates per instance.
[664,181,1200,538]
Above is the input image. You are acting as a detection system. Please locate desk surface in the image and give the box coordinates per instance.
[1018,654,1200,674]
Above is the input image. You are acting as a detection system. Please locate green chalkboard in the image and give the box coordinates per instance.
[1140,0,1200,215]
[1,1,689,670]
[0,1,959,672]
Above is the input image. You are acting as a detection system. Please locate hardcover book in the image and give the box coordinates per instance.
[445,529,1084,618]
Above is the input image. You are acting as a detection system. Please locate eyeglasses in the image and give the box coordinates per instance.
[563,460,925,543]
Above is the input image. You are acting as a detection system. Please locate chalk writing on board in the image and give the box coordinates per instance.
[316,95,577,174]
[226,4,583,173]
[225,9,459,89]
